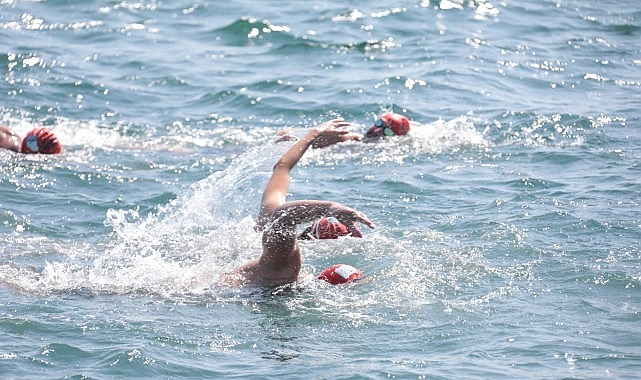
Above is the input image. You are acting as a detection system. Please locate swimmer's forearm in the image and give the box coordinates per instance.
[270,200,374,230]
[256,128,322,230]
[259,200,332,238]
[272,127,321,171]
[272,118,349,171]
[270,200,336,227]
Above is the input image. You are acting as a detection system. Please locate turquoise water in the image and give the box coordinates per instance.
[2,0,640,378]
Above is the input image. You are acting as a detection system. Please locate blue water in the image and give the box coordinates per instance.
[2,0,641,378]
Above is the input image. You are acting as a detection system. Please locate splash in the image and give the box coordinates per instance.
[1,142,281,296]
[1,115,496,305]
[303,116,491,167]
[421,0,500,19]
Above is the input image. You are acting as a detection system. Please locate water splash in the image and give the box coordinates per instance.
[2,115,505,311]
[1,142,280,296]
[303,116,491,167]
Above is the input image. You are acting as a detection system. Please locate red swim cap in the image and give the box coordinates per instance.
[301,217,349,240]
[380,113,411,136]
[318,264,363,285]
[365,112,411,138]
[20,128,63,154]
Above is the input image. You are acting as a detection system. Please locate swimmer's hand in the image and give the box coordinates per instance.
[328,203,375,238]
[312,119,362,149]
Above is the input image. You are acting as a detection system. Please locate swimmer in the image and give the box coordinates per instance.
[220,119,375,287]
[0,125,63,154]
[310,112,411,149]
[363,112,411,139]
[298,112,411,235]
[298,216,351,240]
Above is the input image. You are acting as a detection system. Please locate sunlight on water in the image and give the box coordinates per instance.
[2,0,641,377]
[1,141,278,296]
[0,115,496,304]
[302,116,491,168]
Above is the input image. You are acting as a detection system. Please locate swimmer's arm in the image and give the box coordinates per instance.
[268,200,375,238]
[0,125,20,152]
[256,119,351,229]
[312,131,362,149]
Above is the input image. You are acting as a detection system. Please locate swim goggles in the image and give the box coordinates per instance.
[375,118,395,136]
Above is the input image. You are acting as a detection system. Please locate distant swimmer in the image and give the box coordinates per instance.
[219,119,375,287]
[294,112,410,241]
[0,125,63,154]
[306,112,411,149]
[363,112,411,139]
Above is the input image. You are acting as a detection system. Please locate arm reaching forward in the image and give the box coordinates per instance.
[221,119,374,287]
[268,200,375,238]
[255,119,351,230]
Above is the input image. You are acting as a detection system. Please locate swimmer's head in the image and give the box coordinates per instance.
[299,217,349,240]
[20,127,63,154]
[318,264,362,285]
[365,112,410,138]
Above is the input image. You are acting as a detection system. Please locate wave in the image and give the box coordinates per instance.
[483,111,627,149]
[210,17,298,47]
[0,140,280,296]
[0,113,490,298]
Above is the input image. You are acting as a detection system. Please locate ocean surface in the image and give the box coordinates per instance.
[1,0,640,378]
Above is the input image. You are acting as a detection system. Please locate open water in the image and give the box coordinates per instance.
[1,0,640,379]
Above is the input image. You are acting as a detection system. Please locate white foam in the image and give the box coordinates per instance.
[0,116,493,298]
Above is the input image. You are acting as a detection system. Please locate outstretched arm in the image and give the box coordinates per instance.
[269,200,375,238]
[255,118,350,229]
[258,199,374,279]
[222,119,372,286]
[311,131,362,149]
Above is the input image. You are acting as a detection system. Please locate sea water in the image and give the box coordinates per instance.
[1,0,640,378]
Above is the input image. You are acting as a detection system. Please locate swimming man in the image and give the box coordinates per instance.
[220,119,375,286]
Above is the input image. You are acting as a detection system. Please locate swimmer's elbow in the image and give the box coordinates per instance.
[272,159,287,171]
